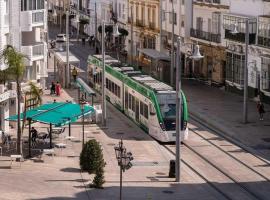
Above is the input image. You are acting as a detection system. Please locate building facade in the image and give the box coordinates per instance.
[0,0,48,132]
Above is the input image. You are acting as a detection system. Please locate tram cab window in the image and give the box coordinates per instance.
[150,104,156,115]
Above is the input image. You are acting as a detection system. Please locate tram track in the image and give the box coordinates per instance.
[164,143,267,200]
[189,114,270,166]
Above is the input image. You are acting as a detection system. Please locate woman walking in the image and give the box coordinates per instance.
[257,101,265,121]
[56,82,61,96]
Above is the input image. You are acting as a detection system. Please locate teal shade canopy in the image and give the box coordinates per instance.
[6,102,95,127]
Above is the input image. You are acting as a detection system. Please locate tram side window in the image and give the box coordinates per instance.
[106,78,108,89]
[125,89,128,109]
[132,95,135,111]
[140,101,144,115]
[117,86,120,98]
[144,104,148,119]
[128,94,132,109]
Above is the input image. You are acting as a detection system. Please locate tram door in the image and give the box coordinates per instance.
[135,99,140,123]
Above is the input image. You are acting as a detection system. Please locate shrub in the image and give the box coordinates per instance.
[92,166,105,188]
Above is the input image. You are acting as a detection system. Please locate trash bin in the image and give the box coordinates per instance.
[169,160,175,178]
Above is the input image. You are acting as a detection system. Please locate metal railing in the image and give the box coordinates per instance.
[32,44,44,56]
[32,11,44,23]
[190,28,221,43]
[257,36,270,48]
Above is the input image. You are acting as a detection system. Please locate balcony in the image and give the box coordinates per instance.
[21,10,44,31]
[225,29,256,44]
[21,44,45,63]
[258,36,270,48]
[190,28,221,43]
[148,22,156,30]
[136,19,144,27]
[0,86,16,102]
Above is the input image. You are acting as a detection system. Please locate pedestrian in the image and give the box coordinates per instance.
[50,81,55,95]
[56,81,61,96]
[72,67,78,82]
[257,101,265,121]
[31,127,38,147]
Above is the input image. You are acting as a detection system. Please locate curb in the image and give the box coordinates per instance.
[189,109,270,165]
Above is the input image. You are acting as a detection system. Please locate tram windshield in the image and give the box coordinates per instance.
[163,118,176,131]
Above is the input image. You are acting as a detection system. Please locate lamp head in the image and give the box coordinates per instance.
[113,24,121,37]
[231,24,239,35]
[191,45,204,61]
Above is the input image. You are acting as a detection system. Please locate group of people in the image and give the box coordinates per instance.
[50,81,61,96]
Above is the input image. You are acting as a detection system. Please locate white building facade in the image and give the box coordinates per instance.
[0,0,48,132]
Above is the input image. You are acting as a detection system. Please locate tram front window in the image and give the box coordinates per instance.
[161,104,176,118]
[163,119,176,131]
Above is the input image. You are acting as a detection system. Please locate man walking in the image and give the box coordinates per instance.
[72,67,78,82]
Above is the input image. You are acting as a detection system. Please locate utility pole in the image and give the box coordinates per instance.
[66,2,70,88]
[175,37,181,182]
[243,19,249,124]
[170,1,175,86]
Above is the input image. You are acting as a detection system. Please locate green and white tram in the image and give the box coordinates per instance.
[87,55,188,142]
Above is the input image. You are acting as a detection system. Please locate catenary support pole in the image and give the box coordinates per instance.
[170,2,175,86]
[66,8,70,88]
[243,19,249,124]
[175,37,181,182]
[101,21,106,126]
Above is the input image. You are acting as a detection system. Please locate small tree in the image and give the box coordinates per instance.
[80,139,106,188]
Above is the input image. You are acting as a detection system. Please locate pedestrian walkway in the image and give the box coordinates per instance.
[183,79,270,160]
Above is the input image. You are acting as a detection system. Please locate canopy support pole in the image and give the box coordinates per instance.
[28,118,32,158]
[91,95,94,106]
[69,122,71,136]
[78,88,81,102]
[49,123,52,148]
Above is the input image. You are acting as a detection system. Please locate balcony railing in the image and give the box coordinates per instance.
[190,28,221,43]
[32,10,44,23]
[149,22,156,30]
[258,36,270,48]
[33,44,44,56]
[225,29,256,44]
[136,19,144,27]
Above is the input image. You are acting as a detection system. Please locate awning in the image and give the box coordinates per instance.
[6,102,95,127]
[76,78,96,96]
[138,48,170,61]
[54,51,80,65]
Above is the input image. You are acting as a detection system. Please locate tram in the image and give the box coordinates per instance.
[87,55,188,142]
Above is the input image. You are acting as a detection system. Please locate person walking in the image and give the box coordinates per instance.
[56,82,61,96]
[72,67,78,82]
[50,82,55,95]
[31,127,38,147]
[257,101,265,121]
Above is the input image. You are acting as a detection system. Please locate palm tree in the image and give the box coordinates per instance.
[22,81,43,133]
[0,45,26,155]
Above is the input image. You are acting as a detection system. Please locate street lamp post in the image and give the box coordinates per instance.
[170,2,175,86]
[231,19,249,124]
[175,38,203,182]
[101,21,120,126]
[79,95,87,148]
[114,139,133,200]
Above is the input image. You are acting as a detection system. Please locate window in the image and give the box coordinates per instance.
[212,12,221,34]
[196,17,203,31]
[144,104,148,119]
[128,94,132,109]
[140,101,144,115]
[106,78,109,89]
[261,57,270,91]
[132,95,135,111]
[226,52,245,85]
[125,89,128,109]
[21,0,45,11]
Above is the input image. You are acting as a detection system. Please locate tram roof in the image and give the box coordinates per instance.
[91,55,174,93]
